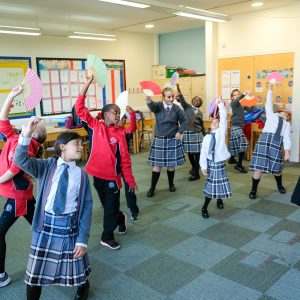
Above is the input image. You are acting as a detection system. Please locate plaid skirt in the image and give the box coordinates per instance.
[204,160,232,199]
[229,126,249,156]
[182,131,203,153]
[249,132,284,174]
[25,212,91,287]
[148,136,185,167]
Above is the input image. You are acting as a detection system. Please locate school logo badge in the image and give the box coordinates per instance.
[110,137,117,144]
[108,182,115,189]
[5,204,13,212]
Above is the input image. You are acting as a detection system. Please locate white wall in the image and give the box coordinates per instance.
[211,3,300,162]
[0,31,156,124]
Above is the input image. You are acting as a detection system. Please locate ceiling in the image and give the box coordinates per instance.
[0,0,298,37]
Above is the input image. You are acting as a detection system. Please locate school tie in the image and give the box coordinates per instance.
[166,106,170,112]
[52,163,69,215]
[209,132,216,161]
[274,116,283,141]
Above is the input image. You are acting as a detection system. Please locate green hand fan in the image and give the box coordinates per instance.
[87,54,108,86]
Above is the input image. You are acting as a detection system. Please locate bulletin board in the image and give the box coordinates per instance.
[36,57,126,116]
[0,56,34,119]
[218,53,294,111]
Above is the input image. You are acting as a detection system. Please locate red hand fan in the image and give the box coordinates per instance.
[139,81,162,96]
[240,95,259,107]
[22,68,43,111]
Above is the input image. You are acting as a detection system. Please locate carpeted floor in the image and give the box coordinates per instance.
[1,149,300,299]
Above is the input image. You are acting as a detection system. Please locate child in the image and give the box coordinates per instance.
[229,89,249,173]
[0,86,47,288]
[75,75,137,250]
[14,118,93,300]
[200,97,231,218]
[146,87,187,197]
[176,84,205,181]
[117,106,140,220]
[249,82,291,199]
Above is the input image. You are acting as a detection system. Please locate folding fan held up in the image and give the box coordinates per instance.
[87,54,108,86]
[139,81,162,96]
[240,95,259,107]
[21,68,43,111]
[116,90,128,117]
[170,72,179,88]
[267,71,283,85]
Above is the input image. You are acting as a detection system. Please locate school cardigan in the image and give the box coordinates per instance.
[14,143,93,246]
[230,93,245,128]
[147,100,187,138]
[200,103,231,171]
[75,95,136,188]
[0,119,40,216]
[263,90,291,150]
[177,93,205,134]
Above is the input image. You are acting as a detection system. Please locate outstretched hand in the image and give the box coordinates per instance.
[21,117,41,138]
[9,85,23,99]
[216,96,223,105]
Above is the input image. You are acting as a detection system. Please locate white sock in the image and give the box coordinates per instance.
[0,272,5,278]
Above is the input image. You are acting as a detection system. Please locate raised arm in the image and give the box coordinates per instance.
[0,86,22,120]
[176,84,190,110]
[265,84,274,117]
[146,96,161,113]
[218,99,228,134]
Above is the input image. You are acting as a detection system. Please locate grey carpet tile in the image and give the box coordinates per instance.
[126,253,203,296]
[198,222,260,249]
[211,250,289,293]
[266,219,300,236]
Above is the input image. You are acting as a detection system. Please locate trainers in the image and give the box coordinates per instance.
[118,212,128,234]
[100,239,120,250]
[235,165,247,173]
[130,212,140,220]
[0,272,11,288]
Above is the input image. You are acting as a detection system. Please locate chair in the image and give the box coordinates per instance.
[136,112,153,150]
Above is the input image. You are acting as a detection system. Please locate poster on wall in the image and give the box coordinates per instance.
[221,69,240,100]
[36,57,126,116]
[0,56,35,119]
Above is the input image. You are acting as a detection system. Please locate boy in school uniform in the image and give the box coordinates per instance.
[249,82,291,199]
[176,84,205,181]
[0,86,47,288]
[75,75,137,250]
[229,89,249,173]
[200,97,231,218]
[14,119,93,300]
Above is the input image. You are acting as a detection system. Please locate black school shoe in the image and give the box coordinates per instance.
[235,165,247,173]
[202,208,210,219]
[249,191,257,199]
[75,280,90,300]
[278,186,286,194]
[217,199,224,209]
[147,188,155,197]
[188,175,200,181]
[169,185,176,192]
[228,157,238,164]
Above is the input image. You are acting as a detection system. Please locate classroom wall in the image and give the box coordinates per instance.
[159,27,205,74]
[214,2,300,162]
[0,31,156,124]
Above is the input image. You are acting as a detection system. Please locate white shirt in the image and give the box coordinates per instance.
[200,103,231,170]
[263,90,291,150]
[45,157,81,215]
[163,102,173,111]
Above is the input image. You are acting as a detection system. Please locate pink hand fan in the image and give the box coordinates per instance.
[267,71,283,84]
[139,81,162,96]
[22,68,43,111]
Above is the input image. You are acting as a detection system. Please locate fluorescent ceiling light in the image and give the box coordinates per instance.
[251,2,263,7]
[68,35,116,41]
[145,24,154,28]
[0,25,40,30]
[73,31,116,37]
[98,0,150,8]
[185,6,228,17]
[174,12,226,23]
[0,30,41,36]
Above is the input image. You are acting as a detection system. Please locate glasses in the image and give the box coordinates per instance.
[166,95,175,99]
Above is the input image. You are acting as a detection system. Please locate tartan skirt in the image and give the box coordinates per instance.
[204,160,232,199]
[148,136,185,167]
[25,212,91,287]
[229,126,249,156]
[249,132,284,174]
[182,131,203,153]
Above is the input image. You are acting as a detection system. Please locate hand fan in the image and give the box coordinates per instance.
[240,95,259,107]
[170,72,179,88]
[21,68,43,111]
[116,90,128,117]
[87,54,108,86]
[267,71,283,84]
[208,100,216,115]
[139,81,162,96]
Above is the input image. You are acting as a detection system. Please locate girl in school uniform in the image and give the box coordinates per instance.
[200,97,231,218]
[14,119,93,300]
[146,87,187,197]
[176,84,205,181]
[0,86,47,288]
[249,82,291,199]
[75,76,137,250]
[229,89,249,173]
